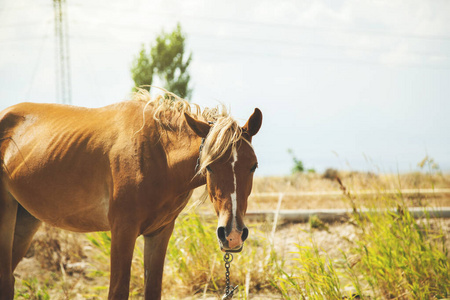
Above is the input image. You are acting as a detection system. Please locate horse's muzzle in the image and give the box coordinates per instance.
[217,226,249,252]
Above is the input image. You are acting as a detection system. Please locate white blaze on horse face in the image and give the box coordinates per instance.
[230,147,238,228]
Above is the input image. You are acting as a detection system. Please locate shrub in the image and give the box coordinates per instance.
[287,149,304,173]
[322,168,339,180]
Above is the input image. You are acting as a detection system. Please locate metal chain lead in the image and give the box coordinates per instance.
[222,253,238,300]
[224,253,232,295]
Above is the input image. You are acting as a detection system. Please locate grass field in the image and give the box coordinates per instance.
[13,171,450,299]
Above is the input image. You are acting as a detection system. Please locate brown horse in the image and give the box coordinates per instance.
[0,90,262,300]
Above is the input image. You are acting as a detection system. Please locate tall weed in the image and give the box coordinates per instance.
[274,193,450,299]
[352,203,450,299]
[274,241,348,300]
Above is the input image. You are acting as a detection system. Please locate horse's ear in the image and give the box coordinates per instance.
[184,113,211,138]
[243,108,262,137]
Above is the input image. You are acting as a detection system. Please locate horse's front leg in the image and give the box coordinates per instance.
[0,191,18,300]
[143,221,175,300]
[108,223,139,300]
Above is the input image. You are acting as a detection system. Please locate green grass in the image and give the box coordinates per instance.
[15,278,50,300]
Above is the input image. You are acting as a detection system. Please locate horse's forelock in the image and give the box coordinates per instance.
[198,117,243,174]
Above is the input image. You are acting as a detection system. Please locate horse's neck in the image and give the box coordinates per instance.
[162,129,206,193]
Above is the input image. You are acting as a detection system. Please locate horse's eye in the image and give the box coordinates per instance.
[206,165,213,173]
[250,163,258,173]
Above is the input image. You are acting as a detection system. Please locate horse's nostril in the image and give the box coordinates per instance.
[242,227,249,242]
[217,226,226,242]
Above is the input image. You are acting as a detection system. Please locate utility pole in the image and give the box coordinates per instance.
[53,0,71,105]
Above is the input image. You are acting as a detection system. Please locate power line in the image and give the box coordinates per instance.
[57,21,450,59]
[1,34,448,71]
[65,32,450,68]
[6,32,443,70]
[38,30,446,61]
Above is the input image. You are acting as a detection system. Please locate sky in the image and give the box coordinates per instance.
[0,0,449,176]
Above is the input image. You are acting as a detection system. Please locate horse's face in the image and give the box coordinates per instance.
[205,139,257,252]
[185,108,262,252]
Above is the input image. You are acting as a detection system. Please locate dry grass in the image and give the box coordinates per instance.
[253,171,450,193]
[247,172,450,210]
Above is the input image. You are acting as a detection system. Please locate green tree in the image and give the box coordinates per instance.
[131,23,193,99]
[131,47,154,91]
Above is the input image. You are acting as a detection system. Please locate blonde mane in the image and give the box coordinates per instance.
[132,88,244,174]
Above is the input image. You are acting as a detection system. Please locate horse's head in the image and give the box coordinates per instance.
[184,108,262,252]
